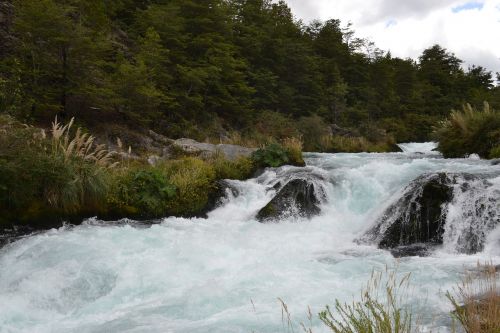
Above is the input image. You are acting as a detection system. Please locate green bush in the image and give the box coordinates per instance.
[490,146,500,159]
[108,167,176,217]
[210,154,255,180]
[434,103,500,158]
[252,143,290,168]
[160,157,216,215]
[252,141,306,168]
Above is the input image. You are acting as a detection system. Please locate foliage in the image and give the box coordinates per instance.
[252,143,290,168]
[109,167,176,217]
[490,146,500,159]
[297,115,331,152]
[1,0,497,143]
[0,116,111,224]
[210,153,255,180]
[319,269,413,333]
[252,140,305,168]
[434,103,500,158]
[446,263,500,333]
[319,135,398,153]
[160,157,217,216]
[282,137,305,166]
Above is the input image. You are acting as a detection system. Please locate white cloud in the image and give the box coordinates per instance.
[284,0,500,76]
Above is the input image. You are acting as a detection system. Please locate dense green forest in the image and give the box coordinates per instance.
[1,0,499,148]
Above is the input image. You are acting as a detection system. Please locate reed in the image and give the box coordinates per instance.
[319,268,413,333]
[447,262,500,333]
[434,102,500,158]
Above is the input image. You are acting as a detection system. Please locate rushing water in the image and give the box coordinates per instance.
[1,143,499,333]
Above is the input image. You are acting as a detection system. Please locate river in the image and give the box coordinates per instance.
[0,143,499,332]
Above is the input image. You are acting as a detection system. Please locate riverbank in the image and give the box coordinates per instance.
[0,115,305,233]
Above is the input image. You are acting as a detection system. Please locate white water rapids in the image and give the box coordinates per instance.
[0,143,499,333]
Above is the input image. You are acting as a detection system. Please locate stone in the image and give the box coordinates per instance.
[257,178,322,222]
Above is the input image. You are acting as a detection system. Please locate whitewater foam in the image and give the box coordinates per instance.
[0,145,498,333]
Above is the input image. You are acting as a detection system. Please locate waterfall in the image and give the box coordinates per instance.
[443,174,500,253]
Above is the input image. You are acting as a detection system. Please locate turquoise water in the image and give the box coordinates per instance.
[0,143,498,333]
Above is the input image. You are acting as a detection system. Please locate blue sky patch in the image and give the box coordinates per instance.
[452,1,484,13]
[385,19,397,28]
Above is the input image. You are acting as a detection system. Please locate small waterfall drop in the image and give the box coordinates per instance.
[443,175,500,253]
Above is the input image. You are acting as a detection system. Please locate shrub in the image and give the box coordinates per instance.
[160,157,216,215]
[282,137,305,166]
[252,143,290,168]
[320,269,413,333]
[0,116,113,223]
[108,167,176,217]
[321,135,398,153]
[210,153,255,180]
[252,141,306,168]
[489,146,500,159]
[434,103,500,158]
[447,263,500,333]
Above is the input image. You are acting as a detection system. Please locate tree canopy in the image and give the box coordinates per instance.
[1,0,498,142]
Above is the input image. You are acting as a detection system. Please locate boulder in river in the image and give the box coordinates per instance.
[360,172,500,255]
[256,178,323,222]
[199,180,240,217]
[376,172,454,248]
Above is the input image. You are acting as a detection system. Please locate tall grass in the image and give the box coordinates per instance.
[434,102,500,158]
[319,268,413,333]
[160,157,216,215]
[282,137,305,166]
[0,116,115,221]
[51,117,116,168]
[320,135,398,153]
[447,262,500,333]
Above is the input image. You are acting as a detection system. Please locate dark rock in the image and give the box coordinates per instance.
[359,172,500,256]
[381,173,453,249]
[256,179,322,222]
[389,143,403,153]
[200,180,239,217]
[359,173,457,253]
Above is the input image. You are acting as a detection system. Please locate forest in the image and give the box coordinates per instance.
[1,0,499,149]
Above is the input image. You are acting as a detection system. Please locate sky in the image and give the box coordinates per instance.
[284,0,500,78]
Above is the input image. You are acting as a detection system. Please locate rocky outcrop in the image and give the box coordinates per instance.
[375,173,454,249]
[257,178,323,222]
[173,138,256,161]
[360,172,500,256]
[101,129,256,164]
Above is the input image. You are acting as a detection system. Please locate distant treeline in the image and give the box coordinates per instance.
[1,0,499,144]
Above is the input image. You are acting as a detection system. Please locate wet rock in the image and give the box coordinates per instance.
[359,173,456,253]
[380,173,454,248]
[200,180,240,217]
[359,172,500,256]
[257,179,322,222]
